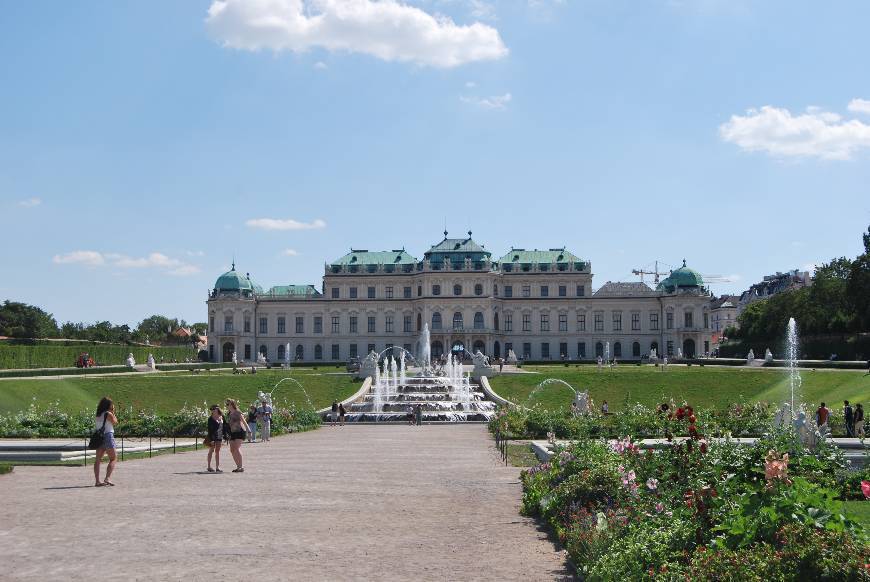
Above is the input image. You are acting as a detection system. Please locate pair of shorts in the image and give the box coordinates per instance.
[230,430,246,441]
[102,433,116,449]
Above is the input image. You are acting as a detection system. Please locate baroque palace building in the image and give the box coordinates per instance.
[206,233,714,364]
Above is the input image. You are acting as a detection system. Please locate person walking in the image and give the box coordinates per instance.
[206,405,224,472]
[844,401,855,437]
[246,405,258,442]
[92,397,118,487]
[338,402,346,426]
[225,399,250,473]
[816,402,831,436]
[331,400,339,427]
[855,403,865,437]
[257,399,273,442]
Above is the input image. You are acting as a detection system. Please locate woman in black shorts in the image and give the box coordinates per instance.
[225,399,250,473]
[206,404,224,472]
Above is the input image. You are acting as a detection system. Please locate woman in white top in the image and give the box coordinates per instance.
[94,397,119,487]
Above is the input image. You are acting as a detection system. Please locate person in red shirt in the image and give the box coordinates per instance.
[816,402,830,433]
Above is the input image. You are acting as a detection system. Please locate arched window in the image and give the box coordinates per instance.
[453,312,464,330]
[632,342,640,357]
[474,284,483,296]
[614,342,622,358]
[432,312,442,330]
[473,340,485,354]
[259,345,268,359]
[314,345,323,360]
[595,342,604,357]
[432,341,444,358]
[453,284,462,296]
[473,312,484,329]
[650,341,659,355]
[494,313,500,331]
[277,344,286,361]
[295,345,304,360]
[416,313,422,332]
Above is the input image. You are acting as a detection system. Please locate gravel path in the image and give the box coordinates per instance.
[0,425,570,581]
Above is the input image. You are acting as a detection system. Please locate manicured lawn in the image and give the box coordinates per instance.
[0,463,11,475]
[843,500,870,528]
[0,369,361,415]
[506,443,539,467]
[489,365,870,411]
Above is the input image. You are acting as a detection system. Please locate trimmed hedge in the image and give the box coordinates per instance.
[0,341,196,370]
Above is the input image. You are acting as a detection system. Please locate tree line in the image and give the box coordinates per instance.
[733,225,870,341]
[0,301,205,345]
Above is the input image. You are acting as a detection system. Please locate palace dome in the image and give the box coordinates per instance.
[214,265,253,293]
[657,260,704,292]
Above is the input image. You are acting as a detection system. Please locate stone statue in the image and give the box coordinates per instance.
[146,353,156,370]
[764,348,773,363]
[506,349,518,364]
[126,353,136,368]
[792,409,819,449]
[573,391,590,415]
[772,402,792,430]
[471,350,494,380]
[257,351,267,364]
[359,350,379,380]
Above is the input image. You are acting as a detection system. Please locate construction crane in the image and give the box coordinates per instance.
[701,275,732,284]
[632,261,669,284]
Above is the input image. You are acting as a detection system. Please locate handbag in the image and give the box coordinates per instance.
[88,413,109,450]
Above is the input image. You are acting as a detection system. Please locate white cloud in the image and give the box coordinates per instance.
[282,249,300,256]
[460,92,511,110]
[801,263,818,275]
[719,103,870,160]
[848,98,870,115]
[52,251,105,267]
[465,81,476,88]
[17,197,42,208]
[246,217,327,231]
[206,0,508,68]
[313,60,328,69]
[53,251,200,276]
[467,0,496,20]
[186,250,206,257]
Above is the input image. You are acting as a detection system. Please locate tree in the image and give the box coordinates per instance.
[134,315,179,344]
[0,300,59,338]
[847,224,870,329]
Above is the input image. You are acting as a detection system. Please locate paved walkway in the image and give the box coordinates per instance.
[0,425,570,581]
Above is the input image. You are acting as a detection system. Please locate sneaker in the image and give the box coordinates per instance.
[207,467,215,472]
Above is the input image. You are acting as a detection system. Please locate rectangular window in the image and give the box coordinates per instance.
[505,313,513,332]
[631,313,640,331]
[315,346,323,360]
[417,286,422,297]
[295,316,304,334]
[209,317,214,333]
[504,285,513,298]
[650,313,659,330]
[559,342,568,358]
[349,316,358,334]
[367,287,375,299]
[386,286,394,299]
[703,313,709,329]
[385,316,394,333]
[368,316,376,333]
[403,315,412,333]
[403,286,412,299]
[540,285,549,297]
[666,312,674,330]
[612,312,622,331]
[259,317,267,334]
[522,342,532,359]
[331,287,339,299]
[432,284,441,296]
[349,344,358,358]
[224,316,233,332]
[522,285,531,298]
[667,341,674,356]
[277,316,286,334]
[244,317,251,333]
[244,344,251,360]
[314,317,323,334]
[577,313,586,331]
[704,340,709,354]
[558,285,566,297]
[331,344,340,360]
[367,343,376,354]
[540,313,550,331]
[577,285,585,297]
[209,344,214,360]
[685,312,693,328]
[505,342,513,357]
[522,313,531,332]
[332,316,340,333]
[594,313,604,331]
[559,313,568,332]
[577,342,586,359]
[350,287,358,299]
[541,343,550,359]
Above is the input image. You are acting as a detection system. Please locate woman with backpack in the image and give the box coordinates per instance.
[93,397,118,487]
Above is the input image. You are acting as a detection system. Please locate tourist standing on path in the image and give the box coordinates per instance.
[225,399,250,472]
[415,403,423,426]
[339,402,346,426]
[247,405,258,442]
[331,400,339,427]
[207,405,224,472]
[601,400,609,415]
[844,401,855,437]
[855,404,865,437]
[257,399,273,442]
[816,402,831,436]
[93,397,118,487]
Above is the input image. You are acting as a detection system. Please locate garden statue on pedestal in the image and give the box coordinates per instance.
[573,391,590,415]
[747,349,755,364]
[772,402,792,430]
[359,350,379,380]
[471,349,494,380]
[765,348,774,363]
[505,349,518,364]
[126,353,135,368]
[146,353,156,370]
[232,351,238,366]
[257,351,267,365]
[792,410,820,449]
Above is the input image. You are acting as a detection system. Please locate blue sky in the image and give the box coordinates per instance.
[2,0,869,326]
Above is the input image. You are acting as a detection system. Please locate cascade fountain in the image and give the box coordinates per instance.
[785,318,801,413]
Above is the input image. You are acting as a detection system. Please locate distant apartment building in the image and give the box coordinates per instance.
[710,295,740,344]
[739,270,812,312]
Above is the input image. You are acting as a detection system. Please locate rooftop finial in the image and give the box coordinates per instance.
[231,257,235,271]
[467,230,472,238]
[682,258,687,267]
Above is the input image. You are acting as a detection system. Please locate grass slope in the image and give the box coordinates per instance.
[0,370,360,415]
[489,365,870,411]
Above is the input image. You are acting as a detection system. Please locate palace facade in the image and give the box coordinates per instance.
[206,233,714,364]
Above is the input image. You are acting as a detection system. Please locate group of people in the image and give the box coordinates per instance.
[816,401,865,437]
[205,399,251,473]
[330,400,347,426]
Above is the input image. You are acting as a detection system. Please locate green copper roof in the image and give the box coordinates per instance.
[425,236,490,257]
[330,249,417,267]
[498,248,582,264]
[657,260,704,292]
[214,266,253,292]
[266,285,322,297]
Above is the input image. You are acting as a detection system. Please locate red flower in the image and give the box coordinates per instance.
[699,441,708,454]
[676,408,685,420]
[688,414,697,424]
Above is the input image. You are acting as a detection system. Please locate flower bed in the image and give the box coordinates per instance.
[519,413,869,579]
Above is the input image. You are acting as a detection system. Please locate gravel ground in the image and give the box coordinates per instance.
[0,424,571,581]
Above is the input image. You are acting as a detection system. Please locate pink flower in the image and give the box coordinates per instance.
[862,480,870,499]
[655,502,664,513]
[627,470,636,481]
[647,478,658,491]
